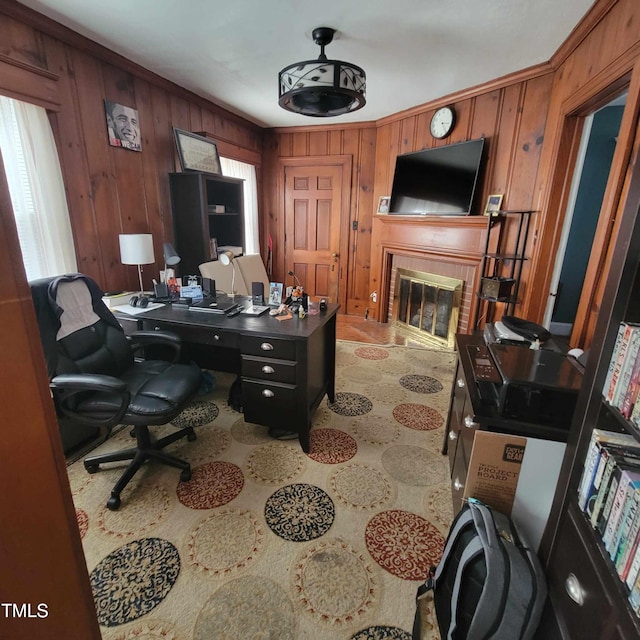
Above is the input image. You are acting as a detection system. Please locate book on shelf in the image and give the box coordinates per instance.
[603,469,640,554]
[589,446,640,529]
[628,552,640,614]
[578,429,640,512]
[626,530,640,590]
[615,489,640,579]
[605,322,640,405]
[613,328,640,409]
[620,347,640,418]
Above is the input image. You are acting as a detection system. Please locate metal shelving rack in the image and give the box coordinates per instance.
[474,209,535,325]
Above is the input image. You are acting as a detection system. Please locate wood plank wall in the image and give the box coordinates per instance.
[0,1,263,295]
[265,72,553,318]
[262,124,378,314]
[3,0,640,332]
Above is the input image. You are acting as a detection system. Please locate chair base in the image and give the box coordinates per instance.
[84,424,196,510]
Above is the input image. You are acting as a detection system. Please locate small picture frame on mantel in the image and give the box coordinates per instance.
[377,196,391,214]
[484,194,504,216]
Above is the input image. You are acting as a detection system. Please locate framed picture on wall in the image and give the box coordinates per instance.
[173,128,222,175]
[104,100,141,152]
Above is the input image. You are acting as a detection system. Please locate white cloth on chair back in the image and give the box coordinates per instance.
[56,280,100,340]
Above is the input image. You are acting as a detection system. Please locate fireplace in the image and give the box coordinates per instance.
[393,268,463,349]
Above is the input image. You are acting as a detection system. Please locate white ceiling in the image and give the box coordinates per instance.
[18,0,596,128]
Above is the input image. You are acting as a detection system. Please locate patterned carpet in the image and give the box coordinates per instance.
[67,339,456,640]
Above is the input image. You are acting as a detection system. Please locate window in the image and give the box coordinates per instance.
[0,96,77,280]
[220,156,259,255]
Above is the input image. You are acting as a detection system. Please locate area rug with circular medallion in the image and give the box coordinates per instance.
[67,339,456,640]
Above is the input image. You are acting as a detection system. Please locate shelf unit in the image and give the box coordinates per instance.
[169,172,245,278]
[474,210,534,324]
[539,160,640,638]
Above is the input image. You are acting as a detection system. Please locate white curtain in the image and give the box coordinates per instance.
[0,96,77,280]
[220,156,259,255]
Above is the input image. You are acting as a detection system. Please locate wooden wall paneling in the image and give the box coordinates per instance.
[348,127,377,313]
[292,131,308,157]
[328,129,343,155]
[399,116,416,155]
[414,110,433,149]
[309,130,328,156]
[1,13,47,68]
[0,152,101,640]
[102,63,154,289]
[42,38,105,285]
[148,85,176,246]
[447,99,474,146]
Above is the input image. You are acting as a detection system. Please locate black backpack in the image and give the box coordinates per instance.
[413,499,547,640]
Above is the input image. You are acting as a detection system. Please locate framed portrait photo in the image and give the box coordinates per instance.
[105,100,141,152]
[484,194,504,216]
[173,128,222,175]
[377,196,391,214]
[268,282,284,306]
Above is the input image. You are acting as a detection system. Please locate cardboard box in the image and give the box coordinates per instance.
[463,431,566,550]
[463,431,526,516]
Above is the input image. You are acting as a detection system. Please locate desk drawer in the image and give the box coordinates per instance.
[242,356,297,384]
[242,379,298,427]
[143,320,238,348]
[241,335,296,360]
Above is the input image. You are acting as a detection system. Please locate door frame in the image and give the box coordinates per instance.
[277,155,353,310]
[523,60,640,349]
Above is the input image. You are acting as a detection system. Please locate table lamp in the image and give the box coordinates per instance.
[163,242,181,278]
[119,233,155,296]
[219,250,237,297]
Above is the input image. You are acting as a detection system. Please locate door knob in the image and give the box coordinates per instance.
[331,252,338,258]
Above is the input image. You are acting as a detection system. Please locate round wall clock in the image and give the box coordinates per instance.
[430,106,456,139]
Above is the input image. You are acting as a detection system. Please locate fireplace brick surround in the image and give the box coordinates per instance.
[370,214,492,334]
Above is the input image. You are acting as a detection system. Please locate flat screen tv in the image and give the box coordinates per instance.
[388,138,485,215]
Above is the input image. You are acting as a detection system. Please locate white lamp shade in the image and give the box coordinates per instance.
[219,250,234,266]
[119,234,155,265]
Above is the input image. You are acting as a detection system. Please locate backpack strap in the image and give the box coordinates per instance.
[447,537,484,640]
[433,504,475,586]
[466,502,509,640]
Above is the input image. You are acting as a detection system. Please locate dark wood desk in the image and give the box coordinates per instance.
[116,300,339,452]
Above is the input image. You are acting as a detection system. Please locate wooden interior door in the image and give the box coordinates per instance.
[284,164,345,302]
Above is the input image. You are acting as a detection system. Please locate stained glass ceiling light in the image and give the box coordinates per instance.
[278,27,366,117]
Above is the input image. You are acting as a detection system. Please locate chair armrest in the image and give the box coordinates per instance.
[51,373,130,428]
[127,330,181,362]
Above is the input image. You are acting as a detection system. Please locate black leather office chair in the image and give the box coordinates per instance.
[30,273,202,510]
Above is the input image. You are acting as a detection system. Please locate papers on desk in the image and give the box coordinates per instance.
[114,302,165,315]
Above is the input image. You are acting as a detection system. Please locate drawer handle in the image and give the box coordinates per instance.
[261,365,275,374]
[213,334,220,341]
[456,378,465,388]
[464,415,478,429]
[262,389,275,398]
[453,477,463,491]
[154,326,161,331]
[260,342,274,351]
[448,430,457,441]
[565,573,585,606]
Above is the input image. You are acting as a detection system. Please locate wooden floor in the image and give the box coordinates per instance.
[336,314,417,346]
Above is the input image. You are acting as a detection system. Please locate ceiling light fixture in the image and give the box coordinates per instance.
[278,27,366,117]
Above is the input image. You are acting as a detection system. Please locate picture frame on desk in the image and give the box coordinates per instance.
[269,282,283,305]
[173,128,222,176]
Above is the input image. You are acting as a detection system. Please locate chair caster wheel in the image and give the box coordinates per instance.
[85,463,99,474]
[187,429,197,442]
[107,495,121,511]
[180,468,192,482]
[129,428,136,438]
